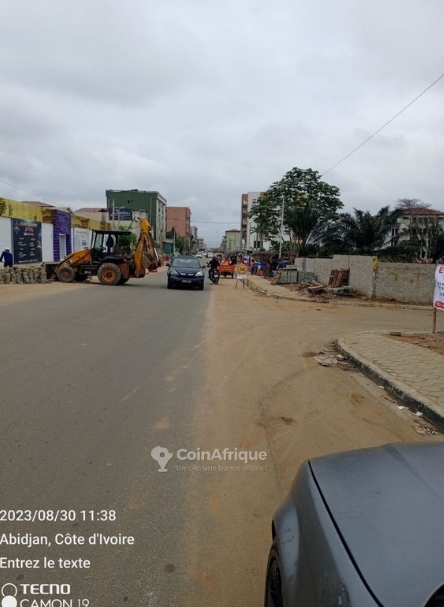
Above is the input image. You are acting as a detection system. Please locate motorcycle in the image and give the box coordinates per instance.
[209,268,220,284]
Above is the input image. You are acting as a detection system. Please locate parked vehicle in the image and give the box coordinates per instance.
[265,442,444,607]
[48,219,159,285]
[167,255,204,290]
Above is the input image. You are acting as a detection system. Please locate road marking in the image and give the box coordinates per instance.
[119,385,142,402]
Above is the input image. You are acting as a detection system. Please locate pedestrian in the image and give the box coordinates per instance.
[261,260,267,276]
[0,247,13,268]
[271,258,278,277]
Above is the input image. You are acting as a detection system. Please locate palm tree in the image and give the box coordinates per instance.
[284,198,323,257]
[427,222,444,263]
[322,206,403,255]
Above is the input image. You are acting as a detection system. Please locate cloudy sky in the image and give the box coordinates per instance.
[1,0,443,246]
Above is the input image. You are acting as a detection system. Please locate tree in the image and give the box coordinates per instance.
[394,198,444,260]
[175,235,186,253]
[321,206,403,256]
[396,198,430,230]
[118,225,138,252]
[424,220,444,263]
[248,189,281,241]
[249,167,343,255]
[284,198,324,257]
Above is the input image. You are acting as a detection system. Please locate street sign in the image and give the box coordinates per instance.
[433,265,444,310]
[108,208,133,221]
[12,219,42,264]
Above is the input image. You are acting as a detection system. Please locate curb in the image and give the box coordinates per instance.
[245,278,431,310]
[245,278,298,301]
[337,336,444,431]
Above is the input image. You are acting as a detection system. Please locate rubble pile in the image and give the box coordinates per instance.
[285,281,356,298]
[0,266,47,285]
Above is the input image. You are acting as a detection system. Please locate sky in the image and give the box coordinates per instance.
[1,0,444,247]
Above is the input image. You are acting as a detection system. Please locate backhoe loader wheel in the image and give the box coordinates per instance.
[98,263,122,286]
[57,266,75,283]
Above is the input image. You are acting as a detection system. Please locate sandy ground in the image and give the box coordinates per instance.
[2,277,442,606]
[389,331,444,356]
[183,278,443,607]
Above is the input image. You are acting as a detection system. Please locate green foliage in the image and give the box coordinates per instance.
[249,167,343,254]
[166,227,186,253]
[175,235,186,253]
[423,220,444,263]
[375,243,420,262]
[118,225,138,250]
[249,189,281,238]
[320,206,403,256]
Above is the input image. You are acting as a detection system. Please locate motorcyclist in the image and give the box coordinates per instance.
[208,256,220,281]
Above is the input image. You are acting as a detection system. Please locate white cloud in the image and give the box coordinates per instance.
[1,0,444,245]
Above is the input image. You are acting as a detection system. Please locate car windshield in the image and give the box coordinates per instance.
[172,257,201,268]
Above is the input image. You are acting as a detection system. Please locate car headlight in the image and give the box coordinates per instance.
[169,268,179,275]
[195,271,203,277]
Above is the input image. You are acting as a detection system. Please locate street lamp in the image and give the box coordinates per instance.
[278,194,285,259]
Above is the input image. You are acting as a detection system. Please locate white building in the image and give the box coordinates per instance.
[240,192,272,252]
[390,207,444,259]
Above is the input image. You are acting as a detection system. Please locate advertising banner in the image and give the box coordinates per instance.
[108,208,133,221]
[73,228,90,251]
[12,219,42,264]
[433,265,444,310]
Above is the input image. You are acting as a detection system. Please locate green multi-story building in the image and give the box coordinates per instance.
[105,190,167,245]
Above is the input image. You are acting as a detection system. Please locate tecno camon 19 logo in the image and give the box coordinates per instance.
[1,583,82,607]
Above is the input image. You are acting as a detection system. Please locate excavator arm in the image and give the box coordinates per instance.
[132,218,159,277]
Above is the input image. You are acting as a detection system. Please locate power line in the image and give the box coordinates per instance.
[0,176,60,206]
[0,177,240,224]
[321,70,444,178]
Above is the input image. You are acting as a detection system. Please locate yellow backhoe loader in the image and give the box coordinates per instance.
[48,218,159,285]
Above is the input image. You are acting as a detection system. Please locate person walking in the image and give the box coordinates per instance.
[0,247,13,268]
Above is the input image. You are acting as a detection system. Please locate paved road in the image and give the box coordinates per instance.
[0,271,210,605]
[1,272,442,607]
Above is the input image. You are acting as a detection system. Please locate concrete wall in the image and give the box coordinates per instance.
[292,257,334,284]
[374,263,436,304]
[42,223,54,262]
[293,255,434,303]
[349,256,373,299]
[0,217,12,253]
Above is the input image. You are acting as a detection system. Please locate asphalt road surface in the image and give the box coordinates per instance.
[0,271,442,607]
[0,271,210,605]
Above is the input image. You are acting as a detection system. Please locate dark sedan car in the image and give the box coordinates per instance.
[167,255,204,290]
[265,442,444,607]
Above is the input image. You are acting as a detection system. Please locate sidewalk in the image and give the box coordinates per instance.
[246,274,444,427]
[338,333,444,429]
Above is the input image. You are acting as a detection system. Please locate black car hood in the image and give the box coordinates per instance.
[310,442,444,607]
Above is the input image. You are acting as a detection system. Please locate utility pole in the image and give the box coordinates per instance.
[278,193,285,259]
